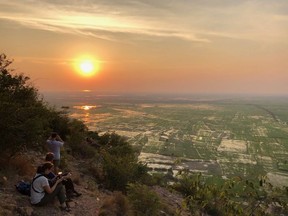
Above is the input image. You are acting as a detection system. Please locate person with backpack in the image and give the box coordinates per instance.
[45,152,81,200]
[30,162,71,212]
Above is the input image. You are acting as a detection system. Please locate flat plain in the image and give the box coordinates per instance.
[47,93,288,186]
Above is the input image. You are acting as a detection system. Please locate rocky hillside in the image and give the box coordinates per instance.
[0,151,105,216]
[0,151,189,216]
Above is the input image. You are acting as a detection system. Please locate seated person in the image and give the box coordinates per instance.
[30,162,71,212]
[45,152,81,199]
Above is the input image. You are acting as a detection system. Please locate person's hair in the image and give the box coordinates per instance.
[45,152,54,162]
[36,165,43,174]
[51,132,58,138]
[37,162,54,174]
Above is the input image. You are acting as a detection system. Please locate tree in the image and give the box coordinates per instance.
[0,54,51,156]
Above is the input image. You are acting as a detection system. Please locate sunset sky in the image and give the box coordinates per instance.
[1,0,287,95]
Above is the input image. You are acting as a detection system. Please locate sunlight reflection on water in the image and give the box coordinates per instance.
[73,105,97,110]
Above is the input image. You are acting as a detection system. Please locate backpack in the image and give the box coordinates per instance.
[15,180,31,196]
[15,175,43,196]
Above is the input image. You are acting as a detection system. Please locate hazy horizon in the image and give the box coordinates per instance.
[41,89,288,99]
[41,90,288,112]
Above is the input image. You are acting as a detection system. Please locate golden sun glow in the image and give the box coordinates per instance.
[74,56,100,77]
[82,105,96,110]
[80,61,94,74]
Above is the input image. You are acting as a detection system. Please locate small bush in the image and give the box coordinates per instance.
[101,152,133,191]
[146,172,169,187]
[99,191,131,216]
[70,142,97,158]
[87,162,105,182]
[127,183,161,216]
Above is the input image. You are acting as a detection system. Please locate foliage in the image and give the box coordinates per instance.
[64,118,97,158]
[87,130,100,141]
[99,191,132,216]
[93,132,150,191]
[148,172,169,187]
[0,54,51,156]
[127,183,161,216]
[173,170,288,215]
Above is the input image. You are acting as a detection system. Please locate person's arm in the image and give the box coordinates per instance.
[52,172,70,181]
[43,177,63,194]
[62,173,72,179]
[56,135,64,147]
[56,135,64,142]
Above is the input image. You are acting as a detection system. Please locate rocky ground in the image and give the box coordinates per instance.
[0,151,108,216]
[0,151,190,216]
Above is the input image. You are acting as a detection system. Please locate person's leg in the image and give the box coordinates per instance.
[56,186,71,212]
[56,184,66,205]
[62,179,74,200]
[37,184,65,206]
[63,178,82,197]
[63,178,74,191]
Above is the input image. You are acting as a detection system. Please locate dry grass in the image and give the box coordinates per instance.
[72,174,81,185]
[0,154,35,177]
[99,191,132,216]
[88,164,105,182]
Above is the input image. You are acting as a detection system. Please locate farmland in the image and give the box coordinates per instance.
[47,93,288,186]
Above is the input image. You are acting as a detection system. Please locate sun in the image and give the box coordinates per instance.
[74,56,100,77]
[80,60,94,75]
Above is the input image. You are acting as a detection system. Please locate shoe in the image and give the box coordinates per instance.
[60,206,71,212]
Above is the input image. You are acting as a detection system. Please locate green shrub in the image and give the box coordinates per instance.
[127,183,161,216]
[97,133,149,191]
[0,54,52,156]
[148,172,168,186]
[173,170,288,215]
[101,150,135,191]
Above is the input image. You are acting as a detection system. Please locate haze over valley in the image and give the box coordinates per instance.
[44,91,288,187]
